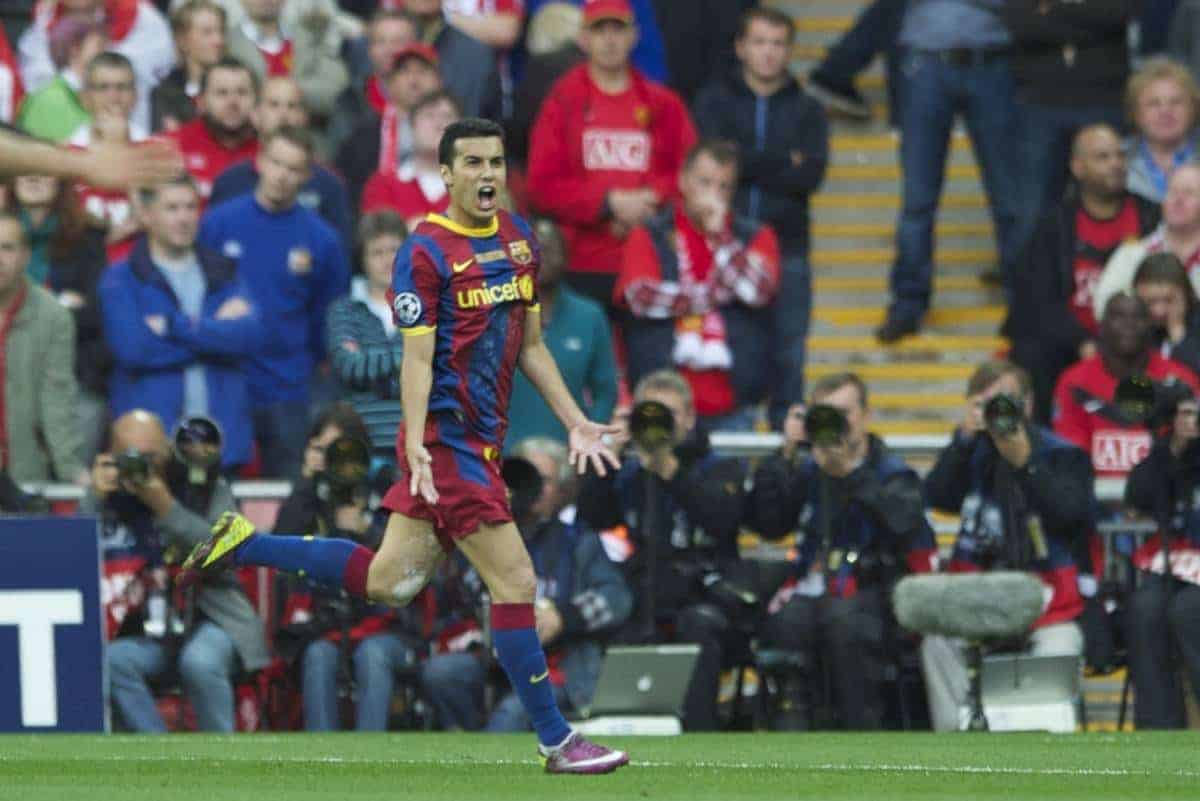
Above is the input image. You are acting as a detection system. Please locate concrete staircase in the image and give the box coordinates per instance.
[768,0,1130,730]
[771,0,1008,438]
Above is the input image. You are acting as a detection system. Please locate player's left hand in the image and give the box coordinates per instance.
[568,421,623,477]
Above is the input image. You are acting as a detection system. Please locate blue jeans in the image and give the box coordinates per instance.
[107,621,239,732]
[251,399,311,479]
[1012,102,1126,262]
[302,633,417,731]
[889,49,1021,322]
[770,252,811,429]
[420,651,571,733]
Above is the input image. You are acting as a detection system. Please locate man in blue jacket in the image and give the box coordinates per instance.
[692,7,829,428]
[208,76,353,250]
[198,126,350,478]
[99,174,262,470]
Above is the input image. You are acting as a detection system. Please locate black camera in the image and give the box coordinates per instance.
[173,415,223,484]
[502,456,544,524]
[1115,374,1196,430]
[983,393,1024,437]
[804,404,849,448]
[115,449,151,485]
[629,400,675,452]
[316,436,371,506]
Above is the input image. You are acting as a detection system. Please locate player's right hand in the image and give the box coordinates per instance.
[407,444,439,505]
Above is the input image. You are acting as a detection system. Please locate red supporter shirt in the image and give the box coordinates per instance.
[1072,197,1142,334]
[168,118,259,200]
[360,166,450,230]
[257,38,294,77]
[1053,352,1200,477]
[527,64,697,275]
[365,75,387,114]
[442,0,524,16]
[67,127,150,262]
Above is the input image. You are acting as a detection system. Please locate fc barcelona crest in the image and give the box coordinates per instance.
[508,239,533,265]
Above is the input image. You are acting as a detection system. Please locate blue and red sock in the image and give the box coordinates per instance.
[234,534,373,598]
[491,603,572,748]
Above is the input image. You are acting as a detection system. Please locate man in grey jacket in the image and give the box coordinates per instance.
[86,410,269,732]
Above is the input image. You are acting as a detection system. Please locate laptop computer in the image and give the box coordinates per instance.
[981,653,1082,705]
[578,644,701,719]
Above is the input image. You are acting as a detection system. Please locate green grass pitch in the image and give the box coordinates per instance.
[2,732,1199,800]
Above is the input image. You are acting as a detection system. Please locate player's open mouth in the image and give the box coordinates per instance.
[477,185,497,212]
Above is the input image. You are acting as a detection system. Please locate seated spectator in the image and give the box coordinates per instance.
[271,403,423,731]
[151,0,227,133]
[748,373,936,730]
[18,0,175,132]
[1134,252,1200,375]
[199,126,349,478]
[507,218,617,449]
[361,89,458,227]
[10,173,109,466]
[16,17,105,141]
[209,75,352,247]
[0,210,84,483]
[923,361,1091,731]
[328,9,417,157]
[1007,124,1160,424]
[336,41,442,213]
[693,6,828,428]
[615,140,780,430]
[526,0,696,308]
[226,0,348,118]
[507,2,582,167]
[1094,163,1200,317]
[69,51,147,263]
[421,436,633,731]
[1126,57,1200,204]
[325,211,407,456]
[168,56,260,200]
[1123,385,1200,729]
[99,175,262,471]
[1055,292,1200,480]
[577,369,746,731]
[404,0,501,119]
[526,0,667,83]
[89,409,270,733]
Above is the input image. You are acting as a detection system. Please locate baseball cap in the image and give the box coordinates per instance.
[391,42,439,71]
[582,0,633,26]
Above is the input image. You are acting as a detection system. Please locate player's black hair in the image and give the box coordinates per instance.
[438,118,505,168]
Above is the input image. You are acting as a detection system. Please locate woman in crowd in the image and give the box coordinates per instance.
[1133,251,1200,375]
[324,211,406,459]
[10,173,109,465]
[1127,57,1200,203]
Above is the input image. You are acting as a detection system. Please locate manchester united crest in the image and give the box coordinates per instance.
[508,239,533,265]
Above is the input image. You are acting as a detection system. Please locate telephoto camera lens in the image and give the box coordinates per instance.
[502,456,544,524]
[804,404,849,447]
[983,394,1023,437]
[629,400,675,452]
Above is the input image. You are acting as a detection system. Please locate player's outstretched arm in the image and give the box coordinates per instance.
[0,127,182,188]
[400,330,439,504]
[518,308,621,476]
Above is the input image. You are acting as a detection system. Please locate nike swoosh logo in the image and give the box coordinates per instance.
[452,258,474,273]
[530,670,550,684]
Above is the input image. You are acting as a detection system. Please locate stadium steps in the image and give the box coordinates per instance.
[767,0,1004,439]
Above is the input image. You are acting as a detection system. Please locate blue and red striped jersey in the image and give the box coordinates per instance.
[389,210,541,448]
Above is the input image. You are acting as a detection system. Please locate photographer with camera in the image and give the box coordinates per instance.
[272,402,422,731]
[420,437,634,732]
[577,369,748,731]
[747,372,936,730]
[1122,383,1200,728]
[91,410,269,733]
[922,361,1093,731]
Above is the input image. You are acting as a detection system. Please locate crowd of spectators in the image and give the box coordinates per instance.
[6,0,1200,735]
